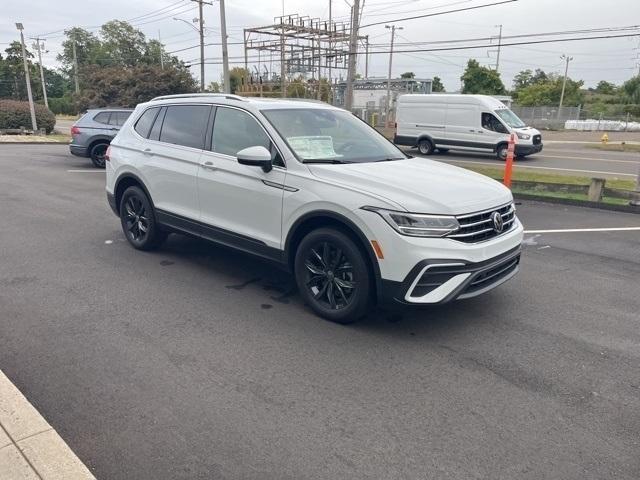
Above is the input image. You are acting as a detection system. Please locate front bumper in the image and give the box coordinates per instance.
[515,143,543,156]
[380,245,521,305]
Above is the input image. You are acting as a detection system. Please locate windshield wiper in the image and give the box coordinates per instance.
[302,159,351,164]
[374,157,406,162]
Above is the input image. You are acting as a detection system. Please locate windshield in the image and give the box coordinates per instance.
[261,108,406,163]
[494,108,526,128]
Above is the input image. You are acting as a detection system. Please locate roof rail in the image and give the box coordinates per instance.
[150,93,247,102]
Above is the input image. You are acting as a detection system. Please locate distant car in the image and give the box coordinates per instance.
[394,94,543,160]
[69,109,133,168]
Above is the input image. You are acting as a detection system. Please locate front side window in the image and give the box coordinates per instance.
[134,107,159,138]
[212,107,283,166]
[159,105,210,149]
[261,108,405,163]
[481,112,508,133]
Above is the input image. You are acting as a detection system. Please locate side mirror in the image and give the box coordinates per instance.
[237,146,272,173]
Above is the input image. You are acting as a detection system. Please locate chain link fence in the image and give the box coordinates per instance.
[511,105,640,131]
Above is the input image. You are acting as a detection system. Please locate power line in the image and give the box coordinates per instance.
[360,0,518,28]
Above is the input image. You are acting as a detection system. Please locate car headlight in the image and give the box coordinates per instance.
[516,132,531,140]
[362,206,460,237]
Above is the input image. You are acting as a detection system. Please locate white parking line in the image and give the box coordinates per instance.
[439,159,637,177]
[67,169,105,173]
[524,227,640,234]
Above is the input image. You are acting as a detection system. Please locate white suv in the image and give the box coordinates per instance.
[106,94,523,323]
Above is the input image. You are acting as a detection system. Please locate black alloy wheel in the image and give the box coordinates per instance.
[294,228,371,323]
[90,143,108,168]
[304,241,356,310]
[119,186,166,250]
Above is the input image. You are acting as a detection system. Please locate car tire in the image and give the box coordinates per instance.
[496,144,509,161]
[294,228,371,324]
[417,139,435,155]
[90,143,109,168]
[119,186,167,251]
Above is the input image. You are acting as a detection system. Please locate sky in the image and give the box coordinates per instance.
[1,0,639,92]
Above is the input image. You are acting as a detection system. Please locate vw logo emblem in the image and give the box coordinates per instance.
[491,211,504,233]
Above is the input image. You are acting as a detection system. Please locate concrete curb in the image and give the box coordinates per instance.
[0,142,66,145]
[514,193,640,214]
[0,370,95,479]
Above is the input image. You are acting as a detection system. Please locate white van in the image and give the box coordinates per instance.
[394,94,543,160]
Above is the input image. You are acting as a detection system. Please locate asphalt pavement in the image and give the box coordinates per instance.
[409,142,640,179]
[1,144,639,480]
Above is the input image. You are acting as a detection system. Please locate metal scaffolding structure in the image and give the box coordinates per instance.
[242,14,366,99]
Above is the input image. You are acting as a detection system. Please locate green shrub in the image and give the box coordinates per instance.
[0,99,56,133]
[47,96,79,116]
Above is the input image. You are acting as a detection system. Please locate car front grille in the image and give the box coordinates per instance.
[533,134,542,145]
[448,203,516,243]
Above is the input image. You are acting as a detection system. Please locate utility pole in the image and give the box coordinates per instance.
[72,34,80,94]
[364,35,369,79]
[219,0,230,93]
[32,37,48,109]
[158,30,164,69]
[558,54,573,120]
[191,0,212,92]
[345,0,360,110]
[384,24,402,127]
[280,18,286,97]
[328,0,332,98]
[15,23,37,132]
[495,24,503,72]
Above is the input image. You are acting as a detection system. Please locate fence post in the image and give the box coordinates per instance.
[625,112,630,132]
[503,133,516,188]
[588,178,605,202]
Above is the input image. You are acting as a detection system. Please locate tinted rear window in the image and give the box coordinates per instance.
[134,108,159,138]
[93,112,110,124]
[159,105,210,149]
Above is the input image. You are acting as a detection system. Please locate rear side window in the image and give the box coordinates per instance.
[159,105,210,149]
[93,112,110,124]
[134,108,159,138]
[110,111,131,126]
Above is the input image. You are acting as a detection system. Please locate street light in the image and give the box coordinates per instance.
[15,22,38,133]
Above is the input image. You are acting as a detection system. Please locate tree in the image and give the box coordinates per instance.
[400,71,415,79]
[229,67,249,93]
[595,80,617,95]
[207,81,221,93]
[99,20,147,67]
[513,68,548,92]
[75,64,196,110]
[432,76,445,92]
[460,59,506,95]
[57,28,102,68]
[621,76,640,103]
[515,74,584,106]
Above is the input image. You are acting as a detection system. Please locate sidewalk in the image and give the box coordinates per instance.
[0,370,95,480]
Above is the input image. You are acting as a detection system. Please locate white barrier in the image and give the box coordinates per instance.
[564,119,640,132]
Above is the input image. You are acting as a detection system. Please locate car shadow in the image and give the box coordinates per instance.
[157,233,503,337]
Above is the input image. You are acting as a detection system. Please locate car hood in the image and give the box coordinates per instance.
[307,158,513,214]
[513,125,541,136]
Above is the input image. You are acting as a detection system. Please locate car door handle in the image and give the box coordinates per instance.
[201,161,216,170]
[142,148,153,155]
